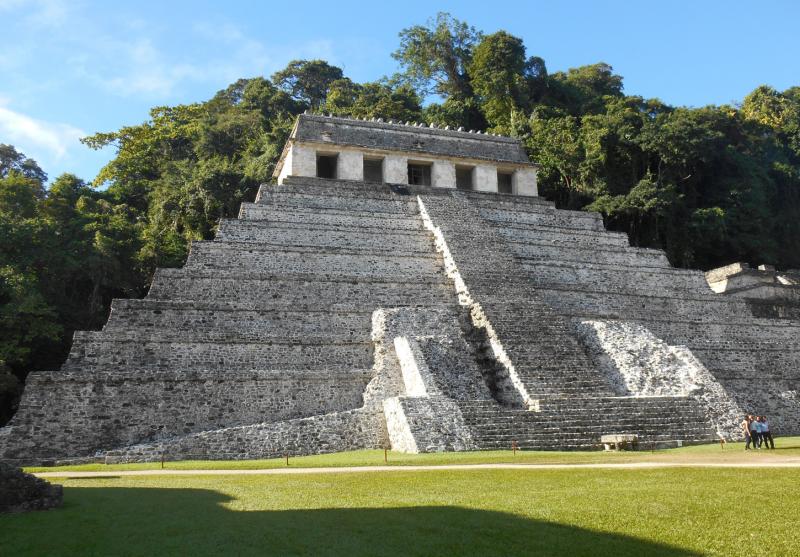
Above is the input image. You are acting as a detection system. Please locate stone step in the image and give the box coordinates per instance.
[478,207,605,231]
[460,411,710,426]
[263,179,419,202]
[540,401,706,413]
[474,201,600,220]
[495,225,631,249]
[517,378,613,398]
[239,204,425,231]
[183,242,445,279]
[467,425,711,438]
[511,244,670,269]
[216,219,434,253]
[471,435,716,448]
[276,176,421,197]
[256,191,419,216]
[498,340,598,364]
[518,260,711,295]
[685,346,800,371]
[474,424,715,436]
[461,406,706,417]
[63,337,374,372]
[201,230,434,258]
[459,192,557,210]
[102,305,373,342]
[463,420,709,433]
[460,412,708,425]
[146,270,455,308]
[459,396,703,412]
[660,337,800,352]
[510,354,603,368]
[697,368,799,383]
[636,319,800,346]
[460,409,707,423]
[453,393,716,450]
[473,434,715,447]
[260,184,416,202]
[534,286,754,322]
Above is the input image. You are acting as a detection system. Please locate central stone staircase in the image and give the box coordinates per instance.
[457,397,712,450]
[409,189,717,450]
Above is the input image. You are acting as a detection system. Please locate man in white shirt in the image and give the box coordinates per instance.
[749,415,761,449]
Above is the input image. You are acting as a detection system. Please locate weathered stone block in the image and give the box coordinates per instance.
[0,463,62,513]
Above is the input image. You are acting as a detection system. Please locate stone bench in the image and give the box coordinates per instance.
[601,434,639,451]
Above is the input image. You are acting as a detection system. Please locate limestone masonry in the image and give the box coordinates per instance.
[1,114,798,464]
[0,463,62,512]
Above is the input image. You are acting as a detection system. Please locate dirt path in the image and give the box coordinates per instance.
[34,459,800,478]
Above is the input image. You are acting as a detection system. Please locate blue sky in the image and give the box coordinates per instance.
[2,0,799,182]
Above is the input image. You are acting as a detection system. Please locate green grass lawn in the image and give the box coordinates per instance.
[3,467,799,556]
[24,435,800,473]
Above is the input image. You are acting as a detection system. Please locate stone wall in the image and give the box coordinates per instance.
[0,463,62,512]
[706,262,800,300]
[370,307,488,452]
[374,307,494,401]
[105,409,386,463]
[574,320,744,439]
[1,369,370,463]
[384,396,478,453]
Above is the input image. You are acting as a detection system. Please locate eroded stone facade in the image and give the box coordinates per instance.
[0,463,62,512]
[274,114,538,195]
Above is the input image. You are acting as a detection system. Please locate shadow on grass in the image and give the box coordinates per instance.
[2,487,701,557]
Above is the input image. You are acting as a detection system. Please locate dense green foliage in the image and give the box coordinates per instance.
[397,15,800,270]
[1,12,799,422]
[0,147,143,422]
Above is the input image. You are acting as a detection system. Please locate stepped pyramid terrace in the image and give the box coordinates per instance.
[1,113,799,464]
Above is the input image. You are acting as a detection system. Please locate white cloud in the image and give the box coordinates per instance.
[0,0,71,27]
[0,99,85,160]
[4,3,347,103]
[94,38,207,97]
[66,29,259,99]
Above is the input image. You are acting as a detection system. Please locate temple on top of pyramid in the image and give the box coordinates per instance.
[274,113,538,195]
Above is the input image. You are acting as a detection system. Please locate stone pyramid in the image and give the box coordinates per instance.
[1,115,797,464]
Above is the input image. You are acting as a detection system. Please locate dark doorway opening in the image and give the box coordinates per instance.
[456,165,475,190]
[498,171,513,194]
[363,158,383,183]
[408,163,431,186]
[316,154,338,179]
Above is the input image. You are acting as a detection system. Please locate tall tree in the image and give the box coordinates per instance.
[469,31,531,128]
[392,12,481,99]
[0,170,62,374]
[0,144,48,183]
[324,79,423,121]
[549,63,624,115]
[271,60,344,109]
